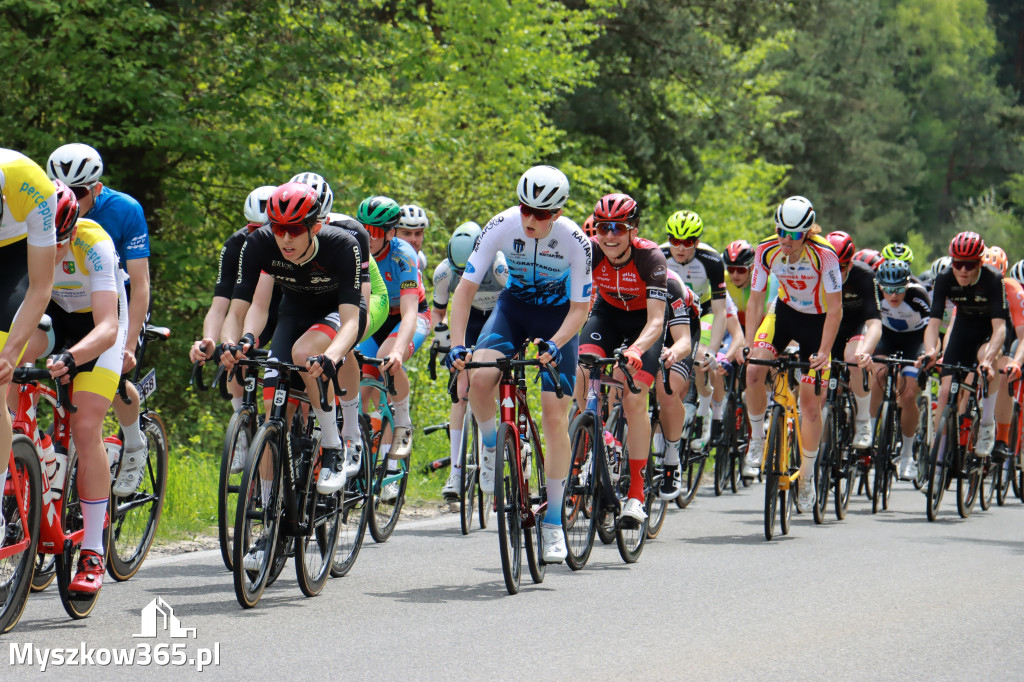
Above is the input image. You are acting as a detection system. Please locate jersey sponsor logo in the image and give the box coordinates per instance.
[539,250,564,260]
[127,234,147,249]
[63,261,75,275]
[548,239,557,249]
[400,280,417,290]
[653,266,666,279]
[649,289,667,301]
[513,239,525,254]
[465,262,476,274]
[272,260,291,269]
[309,276,333,284]
[495,264,506,275]
[19,182,54,226]
[582,283,592,297]
[384,272,392,281]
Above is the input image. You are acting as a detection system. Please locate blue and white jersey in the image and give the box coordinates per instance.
[432,253,507,312]
[879,282,931,333]
[86,186,149,268]
[465,206,591,306]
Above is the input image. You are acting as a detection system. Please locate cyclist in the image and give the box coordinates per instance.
[46,143,152,498]
[397,204,429,273]
[20,181,128,592]
[742,196,843,514]
[581,214,598,239]
[661,210,728,453]
[575,193,665,522]
[853,248,884,270]
[918,232,1007,457]
[220,181,363,501]
[446,165,591,563]
[871,259,931,479]
[0,148,57,532]
[880,242,914,266]
[1010,259,1024,286]
[354,196,431,493]
[430,222,507,499]
[826,230,881,449]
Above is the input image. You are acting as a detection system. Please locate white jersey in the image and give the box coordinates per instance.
[466,206,592,306]
[432,253,507,312]
[51,219,127,316]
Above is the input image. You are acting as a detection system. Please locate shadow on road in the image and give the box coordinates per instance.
[682,534,793,546]
[367,580,537,603]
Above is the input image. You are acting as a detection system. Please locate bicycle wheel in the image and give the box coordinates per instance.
[615,435,648,564]
[813,406,833,525]
[675,449,705,509]
[31,553,56,592]
[0,437,42,633]
[926,410,954,521]
[494,423,522,595]
[996,450,1015,506]
[780,420,797,536]
[295,444,341,598]
[523,429,546,585]
[55,450,109,619]
[872,404,893,514]
[956,418,981,519]
[217,407,255,571]
[459,411,478,536]
[764,406,783,541]
[331,428,371,578]
[232,422,282,608]
[107,411,167,582]
[913,393,932,490]
[980,454,999,511]
[646,421,668,539]
[564,414,598,571]
[368,420,406,543]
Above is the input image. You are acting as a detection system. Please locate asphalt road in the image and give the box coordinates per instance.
[7,476,1024,680]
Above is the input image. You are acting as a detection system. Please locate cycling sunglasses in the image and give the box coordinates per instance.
[70,183,95,200]
[951,259,980,271]
[727,266,749,275]
[270,221,309,238]
[363,223,391,239]
[880,285,907,295]
[776,227,808,240]
[668,236,698,248]
[519,204,554,221]
[595,221,632,236]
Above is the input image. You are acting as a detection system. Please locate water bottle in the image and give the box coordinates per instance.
[50,443,68,493]
[104,436,123,471]
[434,323,450,349]
[521,439,532,476]
[39,433,56,480]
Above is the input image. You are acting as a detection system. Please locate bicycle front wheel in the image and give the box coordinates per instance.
[295,443,341,598]
[646,421,668,539]
[107,411,168,582]
[495,423,522,594]
[563,413,598,570]
[331,428,371,578]
[459,411,479,536]
[615,436,648,563]
[764,407,783,541]
[0,437,42,633]
[813,406,833,525]
[368,421,406,543]
[232,423,282,608]
[980,456,998,511]
[871,404,895,514]
[523,427,546,585]
[56,450,109,619]
[926,410,954,521]
[218,407,255,571]
[957,419,981,519]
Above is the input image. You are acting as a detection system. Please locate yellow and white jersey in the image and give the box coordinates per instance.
[0,148,57,248]
[51,219,127,316]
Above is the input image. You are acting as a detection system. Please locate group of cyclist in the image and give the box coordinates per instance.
[5,142,1023,612]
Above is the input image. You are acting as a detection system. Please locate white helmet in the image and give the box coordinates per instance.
[399,204,429,229]
[290,172,334,220]
[244,185,276,227]
[517,165,569,211]
[774,195,815,232]
[47,143,104,187]
[930,256,952,279]
[447,222,482,272]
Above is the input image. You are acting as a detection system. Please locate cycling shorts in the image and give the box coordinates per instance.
[874,329,924,379]
[475,292,578,394]
[666,312,702,381]
[754,301,830,384]
[579,305,663,387]
[361,292,389,344]
[941,322,993,378]
[466,308,488,348]
[832,320,867,358]
[0,240,31,364]
[263,306,341,396]
[356,311,430,363]
[47,301,128,401]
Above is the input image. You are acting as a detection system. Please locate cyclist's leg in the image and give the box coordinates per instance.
[619,341,660,515]
[842,331,872,448]
[745,305,791,471]
[576,313,613,408]
[447,311,487,487]
[378,311,429,458]
[537,317,579,530]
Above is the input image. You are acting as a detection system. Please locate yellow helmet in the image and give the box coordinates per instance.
[665,210,703,241]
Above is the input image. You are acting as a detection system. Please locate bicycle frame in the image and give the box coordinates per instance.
[497,360,547,530]
[765,367,802,492]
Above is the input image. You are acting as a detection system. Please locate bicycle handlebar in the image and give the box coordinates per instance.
[747,354,822,396]
[355,352,398,397]
[12,366,76,413]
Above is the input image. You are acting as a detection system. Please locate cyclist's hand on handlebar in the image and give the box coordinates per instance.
[306,353,339,380]
[622,345,643,375]
[809,351,829,373]
[190,338,215,364]
[1005,359,1022,382]
[47,351,78,384]
[916,350,937,371]
[121,348,137,374]
[660,347,678,368]
[979,359,995,381]
[854,351,872,369]
[382,353,404,373]
[445,345,470,371]
[533,338,561,367]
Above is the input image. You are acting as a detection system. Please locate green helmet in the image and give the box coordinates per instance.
[880,242,913,263]
[665,210,703,240]
[357,196,401,229]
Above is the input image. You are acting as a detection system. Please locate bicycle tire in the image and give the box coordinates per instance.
[564,413,598,571]
[872,404,892,514]
[494,423,522,595]
[331,426,371,578]
[31,553,56,592]
[232,422,282,608]
[780,419,796,536]
[913,393,932,490]
[996,450,1015,507]
[368,420,406,543]
[615,433,648,564]
[813,406,833,525]
[764,406,783,541]
[956,416,981,518]
[646,421,668,539]
[675,450,705,509]
[107,411,168,582]
[55,449,109,619]
[295,441,341,598]
[524,426,546,585]
[459,411,478,536]
[980,450,998,511]
[0,437,42,633]
[217,407,254,571]
[926,410,954,521]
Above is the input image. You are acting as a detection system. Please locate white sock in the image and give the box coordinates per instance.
[449,429,463,471]
[748,412,765,441]
[801,447,818,479]
[121,419,145,452]
[665,439,681,466]
[696,392,712,418]
[261,479,272,506]
[340,398,361,443]
[902,435,914,457]
[81,497,108,554]
[230,396,243,411]
[393,395,411,428]
[311,405,341,448]
[981,393,997,425]
[712,398,726,420]
[854,392,870,422]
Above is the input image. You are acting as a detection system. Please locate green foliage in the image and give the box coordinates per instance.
[951,188,1024,250]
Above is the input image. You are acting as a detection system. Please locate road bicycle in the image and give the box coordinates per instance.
[711,361,748,496]
[995,372,1023,505]
[925,363,985,521]
[456,342,556,595]
[233,357,344,608]
[869,353,919,514]
[812,361,860,522]
[11,367,109,619]
[674,361,712,509]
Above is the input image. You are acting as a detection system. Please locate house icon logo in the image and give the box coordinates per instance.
[133,597,197,639]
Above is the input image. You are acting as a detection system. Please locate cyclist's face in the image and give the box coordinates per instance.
[274,222,318,262]
[882,290,906,306]
[727,267,750,287]
[366,227,392,255]
[668,239,696,264]
[597,225,634,260]
[521,209,561,240]
[777,231,806,257]
[395,227,424,252]
[952,259,981,285]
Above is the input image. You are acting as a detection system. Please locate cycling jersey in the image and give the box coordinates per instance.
[0,148,56,248]
[751,234,842,314]
[591,237,667,311]
[432,254,508,313]
[86,186,149,267]
[233,226,362,310]
[929,265,1007,321]
[327,213,389,340]
[1004,278,1024,329]
[212,226,282,345]
[839,260,881,324]
[725,276,779,328]
[665,270,699,326]
[879,283,931,333]
[375,236,425,312]
[417,250,427,274]
[661,242,726,313]
[466,206,592,306]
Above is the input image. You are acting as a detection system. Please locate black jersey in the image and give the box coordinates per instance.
[233,226,362,310]
[326,213,370,287]
[840,260,881,324]
[929,265,1007,321]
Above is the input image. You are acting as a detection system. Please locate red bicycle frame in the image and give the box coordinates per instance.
[497,370,547,529]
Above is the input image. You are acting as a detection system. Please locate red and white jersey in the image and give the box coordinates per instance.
[751,234,842,314]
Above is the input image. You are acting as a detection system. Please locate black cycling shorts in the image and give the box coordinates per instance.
[579,303,663,387]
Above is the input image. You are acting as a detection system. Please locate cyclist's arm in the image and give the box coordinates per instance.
[707,297,727,352]
[387,293,420,365]
[124,257,150,357]
[549,299,589,350]
[922,317,942,361]
[631,298,666,354]
[201,297,230,345]
[858,318,882,357]
[429,305,447,333]
[664,321,692,366]
[323,302,362,366]
[723,313,745,363]
[448,278,480,349]
[0,243,56,382]
[744,288,767,349]
[814,290,844,368]
[983,317,1006,367]
[241,273,275,345]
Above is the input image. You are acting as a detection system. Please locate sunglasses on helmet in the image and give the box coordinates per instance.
[519,204,555,221]
[668,236,698,248]
[951,259,979,271]
[776,226,807,240]
[595,221,632,237]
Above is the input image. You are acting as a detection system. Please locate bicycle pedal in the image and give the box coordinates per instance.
[617,516,640,531]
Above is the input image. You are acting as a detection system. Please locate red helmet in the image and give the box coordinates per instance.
[853,248,883,270]
[949,231,985,260]
[826,231,856,266]
[267,182,321,228]
[593,193,639,225]
[53,179,80,242]
[582,214,598,239]
[722,240,755,267]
